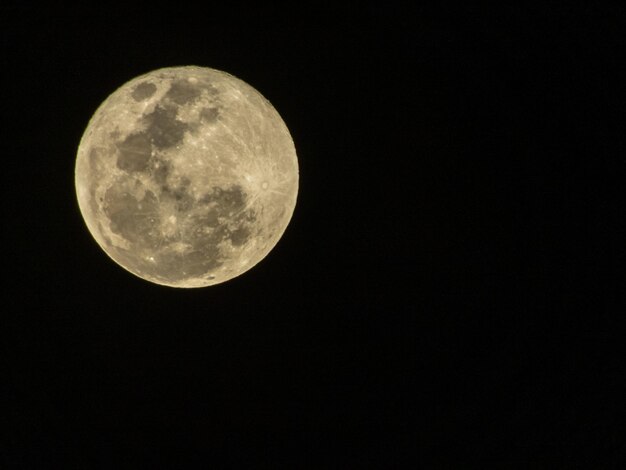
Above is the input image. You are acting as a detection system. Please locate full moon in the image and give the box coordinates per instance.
[75,66,299,287]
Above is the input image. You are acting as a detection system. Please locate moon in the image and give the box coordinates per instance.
[75,66,299,287]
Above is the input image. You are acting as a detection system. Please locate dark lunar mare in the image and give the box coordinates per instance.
[144,106,188,150]
[164,80,203,105]
[200,107,219,122]
[131,82,157,101]
[116,132,152,172]
[103,183,161,249]
[102,176,256,283]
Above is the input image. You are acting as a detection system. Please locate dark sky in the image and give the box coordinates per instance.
[2,4,624,468]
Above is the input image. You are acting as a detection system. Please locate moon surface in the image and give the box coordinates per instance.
[75,66,298,287]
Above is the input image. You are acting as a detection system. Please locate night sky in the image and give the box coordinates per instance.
[3,4,624,468]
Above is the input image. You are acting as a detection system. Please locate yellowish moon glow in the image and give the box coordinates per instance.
[75,66,299,287]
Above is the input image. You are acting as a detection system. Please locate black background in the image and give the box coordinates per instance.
[2,3,625,468]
